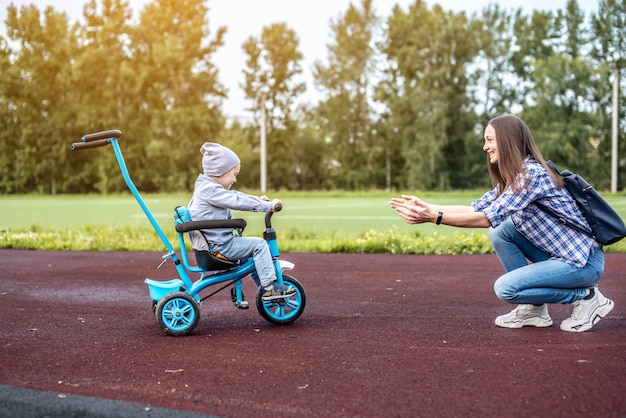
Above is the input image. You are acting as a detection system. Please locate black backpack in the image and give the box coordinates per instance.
[535,161,626,246]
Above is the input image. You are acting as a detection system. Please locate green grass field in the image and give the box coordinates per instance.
[2,191,625,253]
[0,191,493,235]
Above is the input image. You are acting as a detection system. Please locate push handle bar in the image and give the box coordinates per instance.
[175,219,247,233]
[83,129,122,142]
[70,129,122,151]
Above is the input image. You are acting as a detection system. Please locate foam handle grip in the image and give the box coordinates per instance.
[71,139,110,150]
[82,129,121,142]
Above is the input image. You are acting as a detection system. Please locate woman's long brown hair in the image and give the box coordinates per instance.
[487,114,564,197]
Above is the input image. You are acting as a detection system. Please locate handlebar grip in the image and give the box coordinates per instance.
[274,202,283,212]
[82,129,122,142]
[71,139,111,151]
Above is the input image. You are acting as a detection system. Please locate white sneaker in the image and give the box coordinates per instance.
[495,304,553,328]
[560,288,614,332]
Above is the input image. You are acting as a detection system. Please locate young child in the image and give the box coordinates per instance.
[187,142,295,301]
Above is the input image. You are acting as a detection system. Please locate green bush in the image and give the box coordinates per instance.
[2,222,625,254]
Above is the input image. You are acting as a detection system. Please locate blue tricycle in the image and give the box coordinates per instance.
[71,130,306,336]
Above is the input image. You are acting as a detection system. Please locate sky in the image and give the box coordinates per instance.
[1,0,600,119]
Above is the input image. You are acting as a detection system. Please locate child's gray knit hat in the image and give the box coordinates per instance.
[201,142,240,176]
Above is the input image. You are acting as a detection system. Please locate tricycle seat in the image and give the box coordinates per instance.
[194,249,241,271]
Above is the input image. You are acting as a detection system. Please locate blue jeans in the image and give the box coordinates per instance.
[212,237,276,287]
[490,220,604,305]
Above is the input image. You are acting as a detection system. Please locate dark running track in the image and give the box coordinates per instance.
[1,249,625,417]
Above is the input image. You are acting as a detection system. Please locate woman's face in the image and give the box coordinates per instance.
[483,124,498,164]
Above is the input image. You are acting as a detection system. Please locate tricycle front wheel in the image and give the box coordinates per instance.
[256,274,306,325]
[155,292,200,336]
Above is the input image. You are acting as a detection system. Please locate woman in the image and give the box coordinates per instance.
[390,114,613,332]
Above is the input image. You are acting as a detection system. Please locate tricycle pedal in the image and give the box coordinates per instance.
[235,301,249,310]
[231,287,248,309]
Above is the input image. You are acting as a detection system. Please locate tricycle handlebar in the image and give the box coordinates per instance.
[264,203,282,229]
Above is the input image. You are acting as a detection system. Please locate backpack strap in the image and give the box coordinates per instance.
[536,161,596,239]
[534,201,595,239]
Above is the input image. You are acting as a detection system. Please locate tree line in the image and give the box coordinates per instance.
[0,0,624,194]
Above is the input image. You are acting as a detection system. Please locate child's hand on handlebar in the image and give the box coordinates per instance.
[258,195,281,211]
[271,199,283,212]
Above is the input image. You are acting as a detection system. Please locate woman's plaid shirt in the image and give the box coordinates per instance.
[472,157,597,267]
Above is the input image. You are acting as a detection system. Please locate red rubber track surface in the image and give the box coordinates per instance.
[1,250,624,417]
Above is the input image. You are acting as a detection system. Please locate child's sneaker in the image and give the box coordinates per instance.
[262,282,296,301]
[560,287,614,332]
[495,304,553,328]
